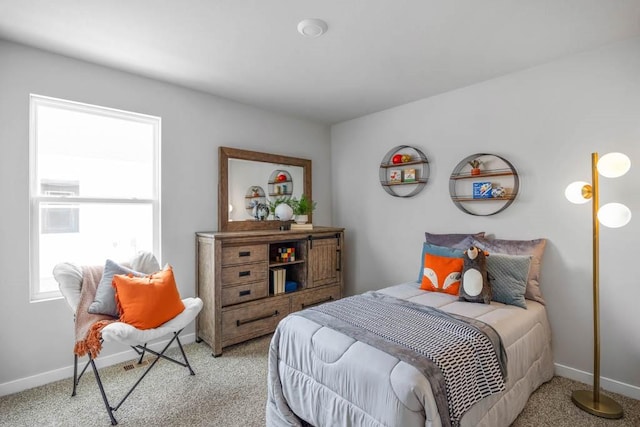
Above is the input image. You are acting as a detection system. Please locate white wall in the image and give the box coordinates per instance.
[331,37,640,398]
[0,40,331,394]
[3,34,640,400]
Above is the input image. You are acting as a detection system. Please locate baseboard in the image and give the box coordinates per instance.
[0,332,196,397]
[555,363,640,400]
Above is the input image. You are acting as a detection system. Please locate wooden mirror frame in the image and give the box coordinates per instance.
[219,146,312,231]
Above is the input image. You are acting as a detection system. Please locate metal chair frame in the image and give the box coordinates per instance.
[71,329,194,425]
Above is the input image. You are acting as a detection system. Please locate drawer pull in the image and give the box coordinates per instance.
[238,271,251,277]
[302,296,334,309]
[236,310,279,327]
[239,251,251,257]
[239,290,251,297]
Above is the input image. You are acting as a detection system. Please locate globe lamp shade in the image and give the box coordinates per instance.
[275,203,294,221]
[565,181,591,204]
[597,202,632,228]
[597,152,630,178]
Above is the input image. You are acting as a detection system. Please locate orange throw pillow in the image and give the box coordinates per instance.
[112,266,185,330]
[420,253,463,295]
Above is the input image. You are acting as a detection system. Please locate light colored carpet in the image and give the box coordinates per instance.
[1,335,639,426]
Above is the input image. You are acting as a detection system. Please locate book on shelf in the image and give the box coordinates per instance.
[270,267,287,295]
[279,268,286,294]
[269,268,276,294]
[290,223,313,230]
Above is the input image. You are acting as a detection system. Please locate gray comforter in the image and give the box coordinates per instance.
[297,292,507,426]
[267,282,554,427]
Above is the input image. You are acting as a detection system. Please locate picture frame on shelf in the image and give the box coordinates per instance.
[403,168,416,183]
[473,182,492,198]
[389,169,402,183]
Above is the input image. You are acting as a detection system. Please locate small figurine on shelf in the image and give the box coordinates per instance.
[491,186,507,198]
[468,159,482,176]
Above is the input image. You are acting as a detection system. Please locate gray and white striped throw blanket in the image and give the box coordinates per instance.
[295,292,507,427]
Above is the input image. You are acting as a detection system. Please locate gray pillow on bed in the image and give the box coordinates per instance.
[425,232,485,250]
[486,253,531,309]
[473,237,547,305]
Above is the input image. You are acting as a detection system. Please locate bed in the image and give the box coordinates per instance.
[266,280,554,427]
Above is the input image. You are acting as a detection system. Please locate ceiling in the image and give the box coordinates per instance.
[1,1,639,125]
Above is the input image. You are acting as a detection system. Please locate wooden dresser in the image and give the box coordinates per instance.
[196,226,344,356]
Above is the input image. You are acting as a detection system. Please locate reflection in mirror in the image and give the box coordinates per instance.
[229,159,304,221]
[244,185,267,219]
[218,147,312,231]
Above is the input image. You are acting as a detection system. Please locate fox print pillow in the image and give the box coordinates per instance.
[420,253,463,296]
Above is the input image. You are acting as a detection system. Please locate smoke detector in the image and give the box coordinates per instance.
[297,19,328,38]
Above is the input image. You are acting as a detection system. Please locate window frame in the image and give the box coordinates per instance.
[29,94,161,302]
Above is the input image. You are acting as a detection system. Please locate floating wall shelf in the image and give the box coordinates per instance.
[449,153,519,216]
[379,145,430,198]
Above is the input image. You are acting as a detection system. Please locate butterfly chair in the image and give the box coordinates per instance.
[54,252,203,425]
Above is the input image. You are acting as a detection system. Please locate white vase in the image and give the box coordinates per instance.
[295,214,308,224]
[274,203,293,221]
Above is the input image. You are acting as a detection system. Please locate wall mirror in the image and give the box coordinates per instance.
[219,146,312,231]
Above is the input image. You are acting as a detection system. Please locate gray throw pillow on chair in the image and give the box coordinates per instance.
[88,259,145,317]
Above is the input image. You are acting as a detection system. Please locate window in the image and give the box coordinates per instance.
[29,95,160,301]
[40,180,80,234]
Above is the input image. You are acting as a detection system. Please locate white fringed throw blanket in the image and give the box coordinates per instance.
[73,265,117,358]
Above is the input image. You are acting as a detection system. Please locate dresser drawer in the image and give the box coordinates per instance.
[222,244,268,266]
[291,284,341,312]
[221,263,268,286]
[221,281,268,307]
[221,297,290,347]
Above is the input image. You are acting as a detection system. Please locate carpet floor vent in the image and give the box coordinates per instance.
[123,360,150,371]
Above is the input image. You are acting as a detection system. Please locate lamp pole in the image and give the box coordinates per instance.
[570,152,623,419]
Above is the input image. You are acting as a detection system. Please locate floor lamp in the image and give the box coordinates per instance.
[564,152,631,419]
